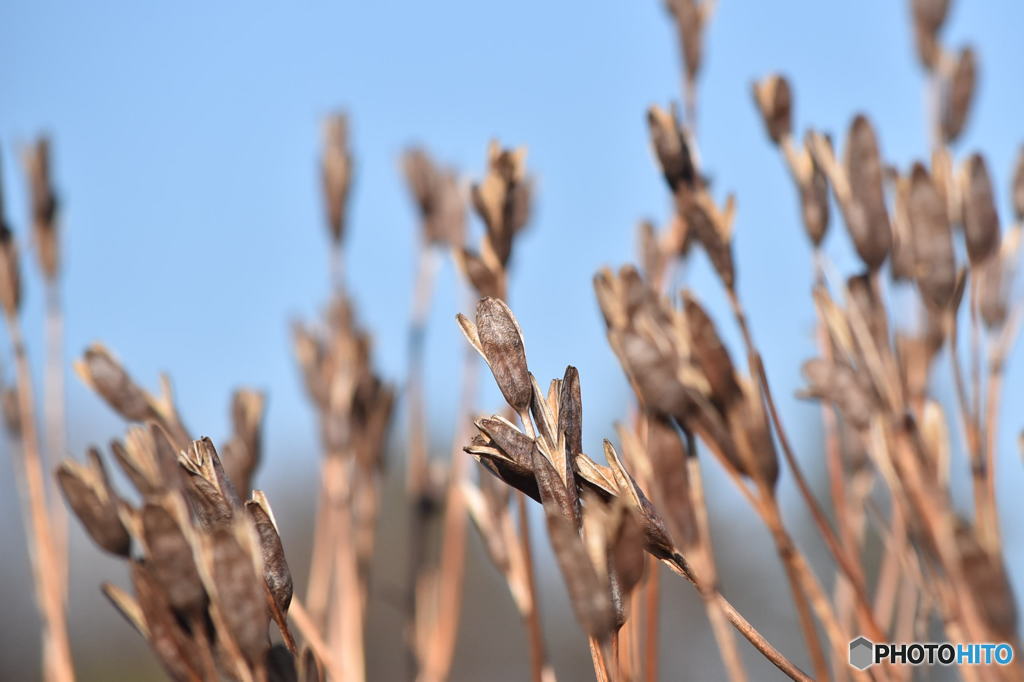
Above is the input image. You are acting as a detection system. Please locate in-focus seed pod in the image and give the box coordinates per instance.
[752,74,792,145]
[474,297,532,414]
[941,47,976,144]
[962,154,1000,265]
[843,115,891,270]
[908,164,956,308]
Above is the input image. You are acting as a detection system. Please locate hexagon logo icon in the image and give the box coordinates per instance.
[849,637,874,670]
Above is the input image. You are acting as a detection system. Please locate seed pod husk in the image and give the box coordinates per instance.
[843,115,891,270]
[665,0,704,82]
[941,47,976,144]
[908,163,956,308]
[955,520,1018,641]
[799,135,830,246]
[475,297,532,413]
[246,492,293,616]
[470,142,531,267]
[725,380,779,487]
[56,449,131,556]
[800,358,877,431]
[962,154,1000,265]
[221,389,266,497]
[647,105,696,192]
[130,562,205,682]
[141,501,206,615]
[911,0,950,69]
[682,292,741,411]
[402,147,466,248]
[321,113,353,245]
[0,223,20,318]
[76,344,154,422]
[752,74,792,145]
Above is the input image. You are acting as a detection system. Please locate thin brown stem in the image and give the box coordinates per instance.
[663,554,811,682]
[516,491,549,682]
[44,282,68,600]
[5,314,74,682]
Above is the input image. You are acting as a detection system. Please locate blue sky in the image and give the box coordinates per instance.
[1,0,1023,677]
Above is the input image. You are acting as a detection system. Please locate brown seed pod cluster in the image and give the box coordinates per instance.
[58,425,304,682]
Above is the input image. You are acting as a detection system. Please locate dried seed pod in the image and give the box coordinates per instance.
[1012,146,1024,221]
[890,174,916,282]
[23,136,60,281]
[665,0,706,82]
[799,135,830,247]
[246,492,293,616]
[955,520,1019,641]
[179,437,240,529]
[647,105,696,191]
[678,192,736,289]
[725,379,779,487]
[558,366,583,459]
[941,47,976,144]
[470,142,531,267]
[56,448,131,556]
[908,163,956,308]
[961,154,1000,265]
[201,521,270,672]
[976,229,1019,329]
[130,562,205,682]
[0,222,20,318]
[75,344,154,422]
[221,389,266,497]
[532,446,616,641]
[473,297,532,414]
[643,414,696,550]
[574,453,618,500]
[321,113,353,245]
[846,273,889,355]
[453,247,504,300]
[603,441,675,560]
[752,74,792,145]
[141,501,206,615]
[800,358,877,430]
[911,0,950,69]
[466,419,540,502]
[843,115,891,270]
[402,147,466,248]
[682,291,741,411]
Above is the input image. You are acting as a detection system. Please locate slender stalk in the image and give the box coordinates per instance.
[516,491,550,682]
[5,314,74,682]
[642,554,660,682]
[421,340,479,681]
[44,282,68,598]
[663,554,811,682]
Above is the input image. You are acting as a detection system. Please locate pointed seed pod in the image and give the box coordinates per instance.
[941,47,976,144]
[962,154,1000,265]
[0,222,20,318]
[141,502,206,615]
[752,74,792,145]
[908,163,956,308]
[844,114,891,270]
[23,136,60,281]
[800,135,830,246]
[474,297,532,413]
[75,345,154,422]
[321,113,353,245]
[246,492,293,616]
[647,105,696,191]
[56,449,131,556]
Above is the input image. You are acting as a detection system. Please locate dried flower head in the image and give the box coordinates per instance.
[647,104,697,192]
[470,141,531,268]
[458,297,531,414]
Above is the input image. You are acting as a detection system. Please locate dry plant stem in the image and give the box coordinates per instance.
[687,455,747,682]
[327,455,365,682]
[421,340,479,682]
[305,470,337,627]
[662,555,811,682]
[5,315,74,682]
[405,244,440,676]
[329,242,346,294]
[44,282,68,598]
[290,597,345,682]
[980,306,1022,554]
[516,490,550,682]
[588,636,613,682]
[727,287,884,641]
